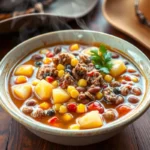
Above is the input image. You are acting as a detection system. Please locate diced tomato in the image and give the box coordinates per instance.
[46,76,54,83]
[46,52,53,58]
[124,75,131,81]
[87,71,94,77]
[116,105,132,117]
[88,102,104,114]
[67,103,77,112]
[48,116,59,124]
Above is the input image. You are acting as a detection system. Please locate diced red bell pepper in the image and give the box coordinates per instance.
[87,71,94,77]
[46,52,54,58]
[88,102,104,114]
[116,105,132,117]
[48,116,59,124]
[124,75,131,81]
[67,103,77,112]
[46,76,54,83]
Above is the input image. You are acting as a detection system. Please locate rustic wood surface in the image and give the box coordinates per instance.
[0,1,150,150]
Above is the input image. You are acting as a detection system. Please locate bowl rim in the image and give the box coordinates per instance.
[0,30,150,137]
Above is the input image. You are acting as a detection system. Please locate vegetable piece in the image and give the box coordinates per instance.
[76,104,87,113]
[131,76,139,83]
[88,102,104,114]
[53,104,61,111]
[34,79,53,100]
[78,111,103,129]
[103,110,116,122]
[48,116,59,124]
[62,113,73,122]
[110,60,126,77]
[70,44,79,51]
[71,58,79,66]
[43,58,52,64]
[46,76,54,83]
[90,45,113,74]
[116,105,132,116]
[15,76,27,84]
[67,103,77,112]
[40,102,50,110]
[53,88,70,104]
[70,89,79,98]
[46,52,53,58]
[59,105,67,114]
[96,92,103,100]
[78,79,87,87]
[58,70,65,77]
[104,75,113,83]
[57,64,65,70]
[69,124,80,130]
[12,84,32,100]
[32,79,40,86]
[67,86,76,94]
[51,80,58,88]
[14,65,34,77]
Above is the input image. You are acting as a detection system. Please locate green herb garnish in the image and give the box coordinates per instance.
[90,45,113,74]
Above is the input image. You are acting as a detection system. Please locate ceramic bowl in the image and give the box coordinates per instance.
[0,30,150,146]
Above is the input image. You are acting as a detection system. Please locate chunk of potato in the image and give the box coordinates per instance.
[14,65,34,77]
[12,84,32,100]
[110,60,126,77]
[78,111,103,129]
[53,88,70,104]
[34,80,53,100]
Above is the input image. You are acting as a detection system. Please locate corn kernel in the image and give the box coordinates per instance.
[78,79,87,87]
[43,57,52,64]
[96,92,103,100]
[40,102,50,110]
[51,80,58,88]
[70,44,79,51]
[58,70,65,77]
[69,124,80,130]
[131,76,139,83]
[104,75,113,83]
[62,113,73,122]
[71,58,79,66]
[57,64,65,70]
[67,86,76,94]
[59,105,67,114]
[77,104,87,113]
[32,79,40,86]
[15,76,27,84]
[40,49,49,54]
[70,89,79,98]
[53,104,61,111]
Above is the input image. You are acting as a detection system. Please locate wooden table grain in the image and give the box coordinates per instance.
[0,1,150,150]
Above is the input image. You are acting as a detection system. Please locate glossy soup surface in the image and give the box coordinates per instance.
[8,43,144,130]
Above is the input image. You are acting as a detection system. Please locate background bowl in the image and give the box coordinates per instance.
[0,30,150,146]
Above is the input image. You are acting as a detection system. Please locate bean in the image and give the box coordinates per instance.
[116,96,124,105]
[76,87,86,93]
[113,88,121,95]
[128,96,139,104]
[132,87,142,96]
[121,86,130,96]
[82,99,90,104]
[124,61,129,65]
[88,86,100,94]
[22,107,33,114]
[31,54,43,61]
[78,93,86,100]
[127,68,136,73]
[46,109,55,116]
[112,53,119,58]
[110,81,121,87]
[35,61,42,67]
[103,110,116,121]
[31,108,44,118]
[54,46,61,54]
[26,99,37,106]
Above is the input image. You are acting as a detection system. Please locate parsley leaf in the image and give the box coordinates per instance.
[90,45,113,74]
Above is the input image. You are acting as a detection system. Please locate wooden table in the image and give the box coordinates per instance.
[0,1,150,150]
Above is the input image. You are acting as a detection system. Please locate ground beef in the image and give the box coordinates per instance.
[103,87,124,105]
[59,73,75,89]
[72,63,87,80]
[79,55,91,64]
[52,53,71,65]
[37,65,58,80]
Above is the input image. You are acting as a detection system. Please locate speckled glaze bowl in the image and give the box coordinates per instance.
[0,30,150,146]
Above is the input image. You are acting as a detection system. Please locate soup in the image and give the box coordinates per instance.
[8,43,144,130]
